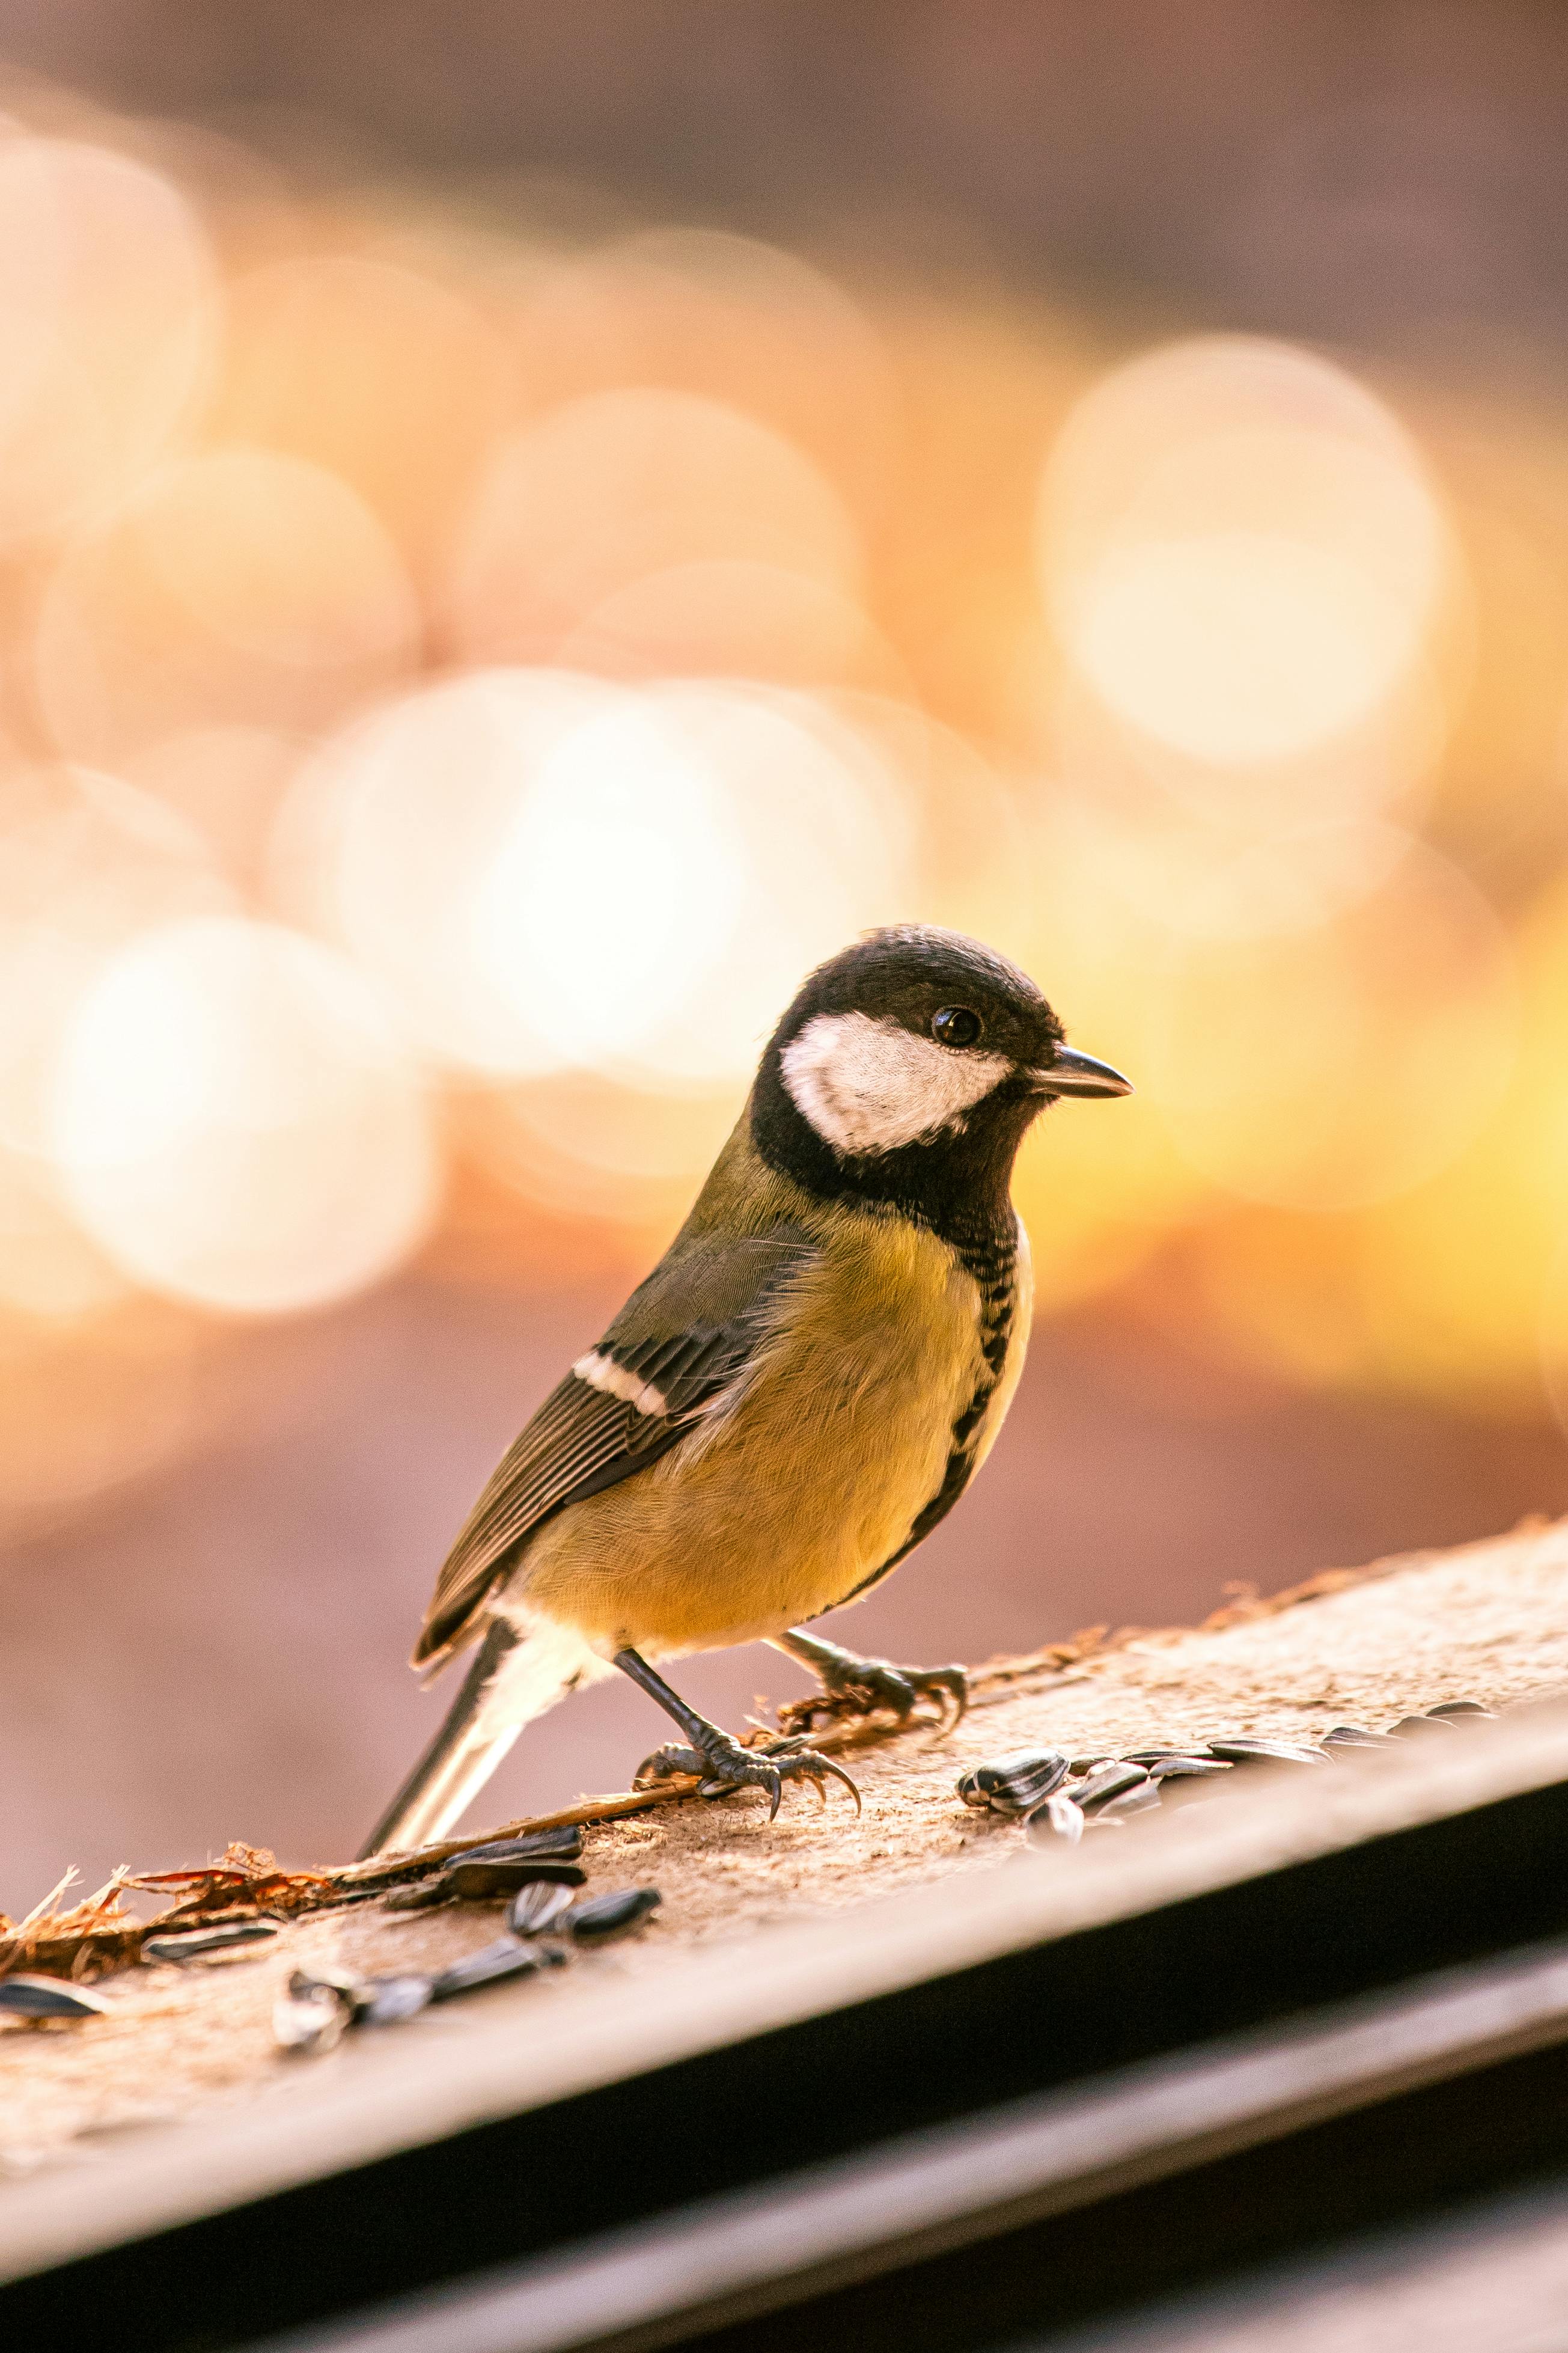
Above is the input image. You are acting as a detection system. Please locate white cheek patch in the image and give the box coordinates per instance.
[779,1011,1011,1158]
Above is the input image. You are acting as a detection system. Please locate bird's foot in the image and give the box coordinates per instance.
[633,1728,861,1820]
[779,1650,968,1739]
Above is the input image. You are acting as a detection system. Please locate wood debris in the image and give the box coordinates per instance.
[0,1529,1501,1989]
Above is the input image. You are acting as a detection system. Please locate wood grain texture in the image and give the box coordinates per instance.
[5,1512,1568,2262]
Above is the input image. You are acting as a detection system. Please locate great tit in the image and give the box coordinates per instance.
[360,925,1130,1856]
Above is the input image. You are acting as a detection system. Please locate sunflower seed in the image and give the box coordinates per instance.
[1125,1743,1212,1766]
[1427,1701,1493,1722]
[1207,1737,1325,1766]
[508,1880,576,1938]
[143,1922,279,1962]
[0,1973,111,2019]
[565,1886,662,1943]
[1145,1755,1232,1779]
[1026,1793,1085,1846]
[1071,1761,1152,1813]
[1093,1781,1164,1822]
[450,1826,584,1865]
[955,1749,1069,1816]
[430,1939,566,2001]
[272,1987,345,2055]
[358,1975,433,2026]
[1387,1715,1455,1738]
[1321,1725,1391,1749]
[1067,1755,1112,1775]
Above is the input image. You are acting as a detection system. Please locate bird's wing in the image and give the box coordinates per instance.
[415,1225,817,1668]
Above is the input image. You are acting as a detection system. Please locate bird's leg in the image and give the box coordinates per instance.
[769,1627,968,1734]
[615,1647,860,1820]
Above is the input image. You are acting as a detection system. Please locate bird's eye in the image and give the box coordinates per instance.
[932,1006,983,1048]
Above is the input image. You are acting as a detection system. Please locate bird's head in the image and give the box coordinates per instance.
[751,925,1130,1231]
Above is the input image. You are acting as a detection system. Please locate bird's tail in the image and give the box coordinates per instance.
[357,1613,602,1859]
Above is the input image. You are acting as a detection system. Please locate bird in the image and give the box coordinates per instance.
[359,925,1130,1857]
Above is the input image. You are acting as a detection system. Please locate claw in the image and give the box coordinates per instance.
[764,1743,862,1814]
[635,1742,707,1789]
[927,1665,969,1736]
[741,1741,860,1817]
[651,1726,862,1820]
[813,1755,863,1814]
[817,1655,968,1739]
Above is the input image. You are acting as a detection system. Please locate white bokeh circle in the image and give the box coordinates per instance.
[51,916,439,1314]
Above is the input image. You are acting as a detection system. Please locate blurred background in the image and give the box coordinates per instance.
[7,2,1568,1905]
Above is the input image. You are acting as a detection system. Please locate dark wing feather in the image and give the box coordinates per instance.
[415,1225,814,1667]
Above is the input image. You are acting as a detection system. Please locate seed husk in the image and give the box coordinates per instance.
[1124,1742,1212,1766]
[1207,1737,1325,1766]
[144,1921,279,1962]
[1026,1793,1085,1846]
[508,1880,576,1938]
[358,1975,433,2025]
[383,1875,452,1912]
[956,1749,1069,1816]
[444,1857,587,1900]
[565,1886,662,1943]
[1387,1715,1455,1738]
[1427,1701,1493,1721]
[382,1828,585,1912]
[0,1973,111,2019]
[386,1856,587,1910]
[288,1964,364,2013]
[1070,1761,1152,1813]
[1144,1754,1232,1779]
[285,1964,432,2028]
[272,1987,344,2055]
[430,1938,566,2001]
[448,1826,584,1865]
[1322,1725,1391,1749]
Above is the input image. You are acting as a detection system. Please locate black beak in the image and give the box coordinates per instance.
[1030,1045,1133,1100]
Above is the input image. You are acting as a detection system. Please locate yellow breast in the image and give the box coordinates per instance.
[519,1213,1020,1656]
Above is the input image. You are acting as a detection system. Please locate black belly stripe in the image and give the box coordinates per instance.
[825,1224,1019,1612]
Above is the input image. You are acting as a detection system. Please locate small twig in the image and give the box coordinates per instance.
[17,1868,78,1934]
[334,1789,672,1889]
